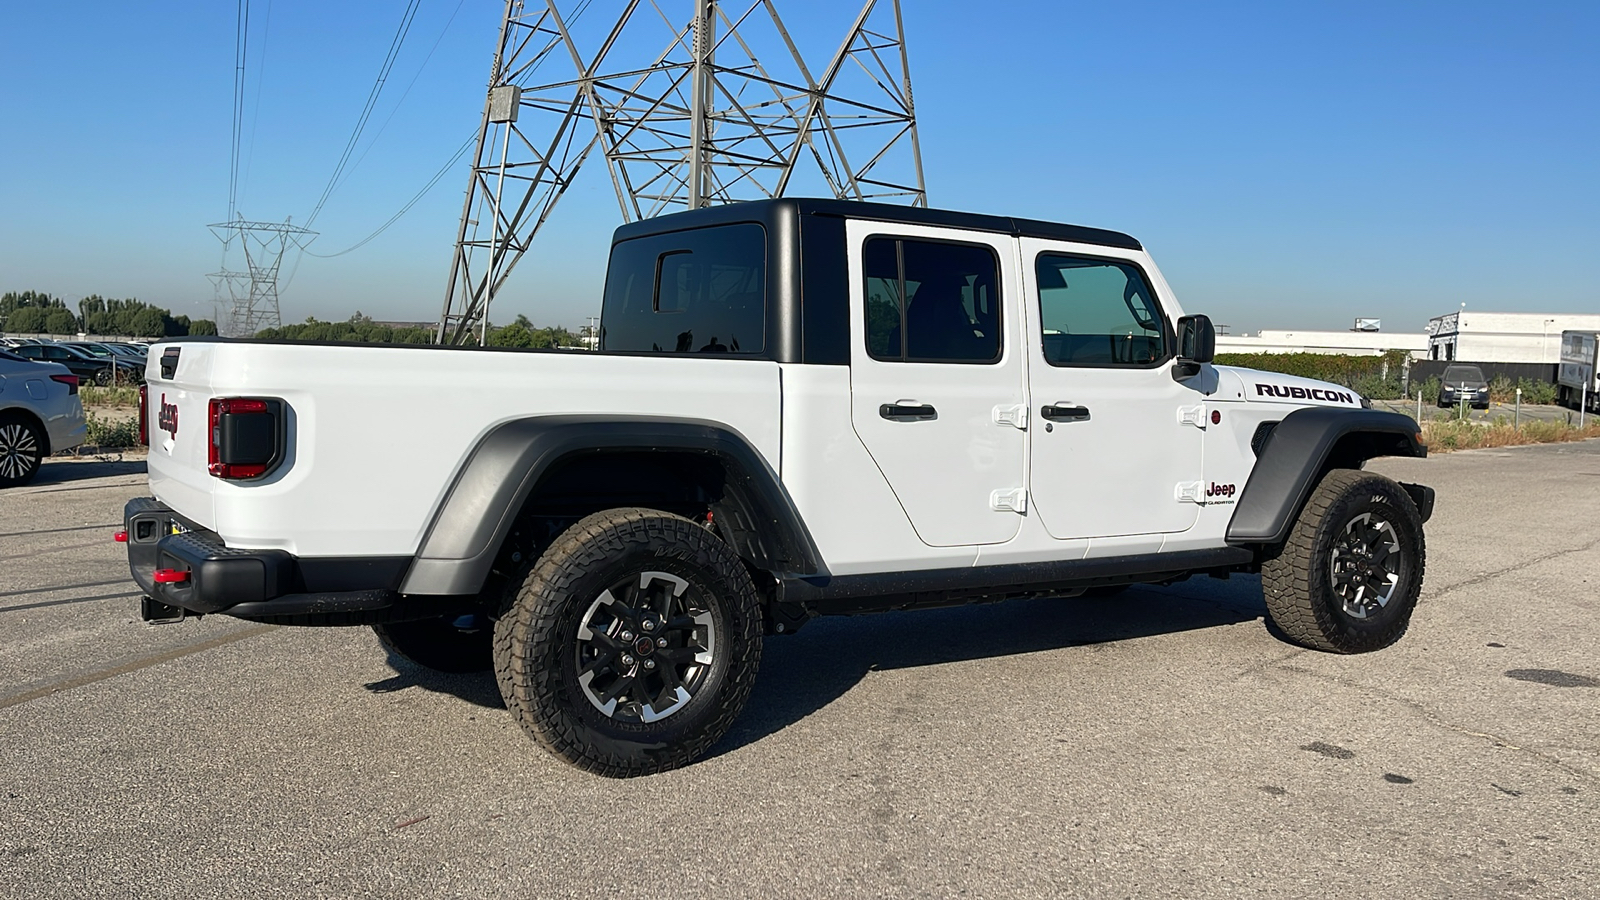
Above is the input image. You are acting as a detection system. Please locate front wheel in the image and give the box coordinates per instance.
[1261,469,1425,653]
[494,507,763,777]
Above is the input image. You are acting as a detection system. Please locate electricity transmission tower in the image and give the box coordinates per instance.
[437,0,927,345]
[208,218,318,336]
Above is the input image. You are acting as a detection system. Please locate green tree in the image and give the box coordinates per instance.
[488,323,537,347]
[5,307,46,333]
[43,307,79,334]
[188,319,218,336]
[130,307,167,338]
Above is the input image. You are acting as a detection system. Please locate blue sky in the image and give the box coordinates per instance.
[1,1,1595,334]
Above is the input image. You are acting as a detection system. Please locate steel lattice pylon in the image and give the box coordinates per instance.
[437,0,926,345]
[208,218,318,337]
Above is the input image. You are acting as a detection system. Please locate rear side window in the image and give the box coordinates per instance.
[1035,254,1166,367]
[599,223,765,354]
[863,237,1001,363]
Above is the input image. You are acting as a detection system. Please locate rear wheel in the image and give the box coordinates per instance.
[494,507,763,777]
[93,368,112,387]
[373,614,493,672]
[1262,469,1425,653]
[0,415,44,488]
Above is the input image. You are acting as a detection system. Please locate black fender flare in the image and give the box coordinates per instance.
[1226,407,1426,546]
[400,416,825,595]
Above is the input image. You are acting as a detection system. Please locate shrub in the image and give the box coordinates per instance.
[84,412,139,448]
[1215,349,1409,399]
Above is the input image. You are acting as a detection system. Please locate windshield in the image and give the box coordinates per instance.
[1443,365,1486,384]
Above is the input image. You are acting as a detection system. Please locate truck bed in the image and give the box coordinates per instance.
[144,339,783,557]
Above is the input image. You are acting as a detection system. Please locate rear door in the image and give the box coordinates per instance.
[1021,240,1205,541]
[846,219,1028,547]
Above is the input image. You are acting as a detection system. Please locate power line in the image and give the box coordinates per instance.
[304,0,425,228]
[342,0,469,182]
[226,0,251,224]
[304,133,475,258]
[238,0,275,211]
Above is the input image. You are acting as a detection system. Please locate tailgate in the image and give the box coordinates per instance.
[144,342,218,530]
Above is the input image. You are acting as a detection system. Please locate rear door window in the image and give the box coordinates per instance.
[863,237,1001,363]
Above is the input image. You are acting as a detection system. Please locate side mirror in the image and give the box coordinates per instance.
[1173,314,1215,380]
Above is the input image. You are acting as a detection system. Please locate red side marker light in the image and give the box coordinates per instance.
[113,531,128,543]
[1211,410,1222,425]
[152,568,190,584]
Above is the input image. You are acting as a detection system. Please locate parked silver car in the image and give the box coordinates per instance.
[0,349,87,486]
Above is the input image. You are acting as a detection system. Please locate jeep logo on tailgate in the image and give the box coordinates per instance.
[158,394,178,438]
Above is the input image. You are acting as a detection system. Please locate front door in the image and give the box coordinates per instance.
[1021,239,1205,541]
[847,220,1028,547]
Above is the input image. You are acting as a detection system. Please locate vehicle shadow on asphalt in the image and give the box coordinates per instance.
[708,576,1268,759]
[35,457,147,486]
[366,656,506,710]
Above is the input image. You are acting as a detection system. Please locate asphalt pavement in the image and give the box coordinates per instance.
[1,444,1598,899]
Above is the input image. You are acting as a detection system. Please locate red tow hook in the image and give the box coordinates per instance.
[152,568,190,584]
[113,531,128,543]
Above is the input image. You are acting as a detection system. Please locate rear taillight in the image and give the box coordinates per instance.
[138,384,149,445]
[50,373,79,395]
[208,397,284,480]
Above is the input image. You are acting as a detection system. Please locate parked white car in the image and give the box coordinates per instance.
[0,349,87,486]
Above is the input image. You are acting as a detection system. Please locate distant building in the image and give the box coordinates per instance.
[1425,312,1600,363]
[1216,329,1427,358]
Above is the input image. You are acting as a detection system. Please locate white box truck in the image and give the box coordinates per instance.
[1558,330,1600,413]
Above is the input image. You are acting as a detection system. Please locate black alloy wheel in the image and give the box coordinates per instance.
[494,507,763,777]
[1262,469,1425,653]
[572,570,718,724]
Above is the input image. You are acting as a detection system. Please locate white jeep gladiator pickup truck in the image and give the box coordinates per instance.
[123,198,1433,776]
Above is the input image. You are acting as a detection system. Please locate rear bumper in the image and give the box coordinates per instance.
[123,497,412,619]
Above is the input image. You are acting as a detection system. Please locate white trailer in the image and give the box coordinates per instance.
[1557,330,1600,413]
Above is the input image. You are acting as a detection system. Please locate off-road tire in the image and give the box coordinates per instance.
[0,414,45,488]
[373,616,493,672]
[1262,469,1425,653]
[493,507,763,777]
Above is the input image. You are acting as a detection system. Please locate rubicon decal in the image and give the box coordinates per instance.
[1254,383,1355,404]
[158,394,179,438]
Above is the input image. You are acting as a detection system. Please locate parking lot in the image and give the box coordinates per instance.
[1,443,1597,899]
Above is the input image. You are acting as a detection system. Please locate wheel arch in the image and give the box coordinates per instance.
[1226,407,1426,547]
[400,416,825,596]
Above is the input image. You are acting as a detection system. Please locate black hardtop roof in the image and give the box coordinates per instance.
[611,197,1143,252]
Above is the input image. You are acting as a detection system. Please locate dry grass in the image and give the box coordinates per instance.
[1422,418,1600,453]
[78,385,140,407]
